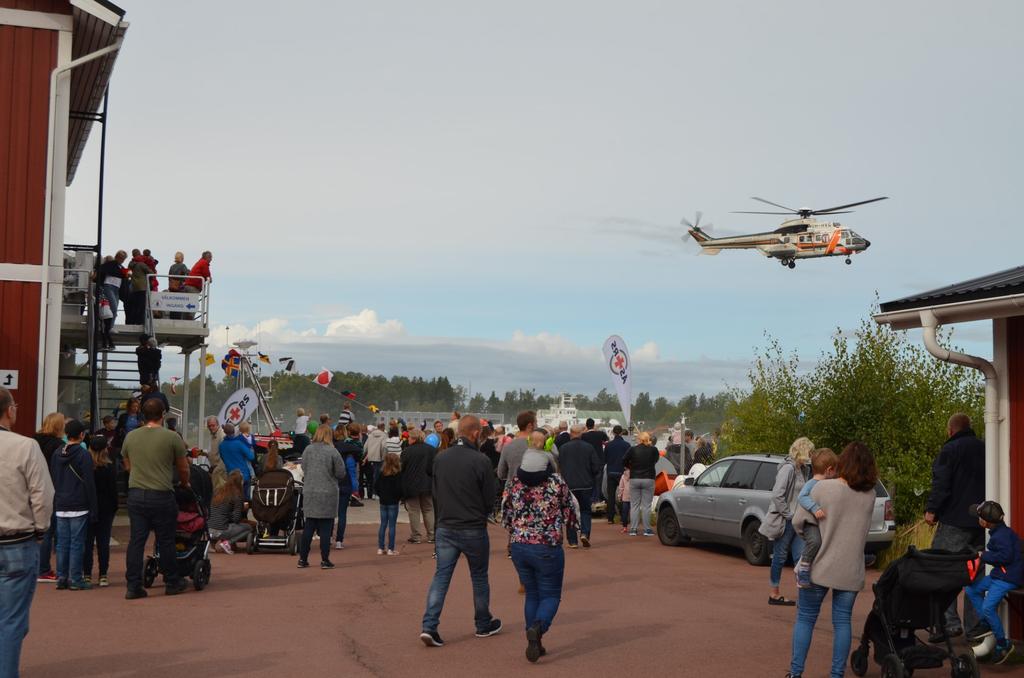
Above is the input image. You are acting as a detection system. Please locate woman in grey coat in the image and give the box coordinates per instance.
[764,437,812,606]
[298,425,346,569]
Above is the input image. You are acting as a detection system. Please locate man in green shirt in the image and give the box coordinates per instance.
[122,398,190,599]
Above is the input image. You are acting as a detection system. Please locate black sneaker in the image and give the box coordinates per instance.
[349,496,364,507]
[526,625,542,663]
[125,588,148,600]
[55,580,69,590]
[992,641,1015,665]
[580,535,591,548]
[320,560,335,569]
[164,580,188,596]
[475,618,502,638]
[966,621,993,642]
[296,559,309,568]
[420,630,444,647]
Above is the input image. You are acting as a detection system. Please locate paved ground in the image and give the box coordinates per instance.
[22,513,1018,678]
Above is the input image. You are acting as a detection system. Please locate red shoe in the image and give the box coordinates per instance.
[37,571,58,583]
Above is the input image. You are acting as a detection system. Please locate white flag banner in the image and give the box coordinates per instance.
[218,387,258,426]
[602,335,631,426]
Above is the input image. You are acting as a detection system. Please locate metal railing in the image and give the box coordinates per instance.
[144,274,211,337]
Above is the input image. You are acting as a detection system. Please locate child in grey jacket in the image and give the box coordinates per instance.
[795,448,838,588]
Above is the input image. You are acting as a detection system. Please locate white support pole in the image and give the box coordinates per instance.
[182,348,192,446]
[198,345,208,444]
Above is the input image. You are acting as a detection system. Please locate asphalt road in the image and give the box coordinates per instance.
[22,516,1016,678]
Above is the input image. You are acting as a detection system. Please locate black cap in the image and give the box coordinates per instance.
[64,419,86,440]
[969,501,1005,523]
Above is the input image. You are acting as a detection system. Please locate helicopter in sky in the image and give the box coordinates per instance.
[683,196,887,269]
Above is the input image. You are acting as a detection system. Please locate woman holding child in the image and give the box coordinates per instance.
[786,442,878,678]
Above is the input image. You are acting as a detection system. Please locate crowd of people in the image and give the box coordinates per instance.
[94,249,213,349]
[2,390,1020,676]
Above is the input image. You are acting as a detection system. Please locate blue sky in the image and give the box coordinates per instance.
[65,1,1024,397]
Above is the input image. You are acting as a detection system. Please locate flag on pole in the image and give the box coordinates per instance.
[278,357,296,373]
[368,404,380,414]
[313,368,332,387]
[222,349,241,377]
[258,352,271,365]
[169,376,181,394]
[340,390,357,400]
[602,335,632,426]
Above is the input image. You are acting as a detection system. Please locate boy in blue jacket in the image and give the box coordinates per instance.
[51,419,98,590]
[964,500,1021,665]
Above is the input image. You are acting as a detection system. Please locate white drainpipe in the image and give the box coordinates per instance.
[39,37,124,421]
[919,310,999,506]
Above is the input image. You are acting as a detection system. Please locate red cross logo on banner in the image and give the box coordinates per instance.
[229,405,242,421]
[614,354,626,370]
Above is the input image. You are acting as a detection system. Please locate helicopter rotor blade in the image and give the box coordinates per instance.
[751,197,800,212]
[812,196,888,214]
[732,210,794,215]
[694,210,703,228]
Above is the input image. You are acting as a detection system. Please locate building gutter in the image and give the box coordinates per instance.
[873,293,1024,331]
[39,37,124,421]
[918,310,1000,507]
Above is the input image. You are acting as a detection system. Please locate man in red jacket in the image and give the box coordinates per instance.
[184,251,213,292]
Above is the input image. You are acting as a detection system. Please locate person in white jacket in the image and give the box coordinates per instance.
[363,426,388,499]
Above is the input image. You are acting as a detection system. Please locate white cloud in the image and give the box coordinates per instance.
[325,309,405,338]
[632,341,661,362]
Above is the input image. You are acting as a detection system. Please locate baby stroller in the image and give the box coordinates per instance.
[850,546,981,678]
[143,466,213,591]
[248,469,304,555]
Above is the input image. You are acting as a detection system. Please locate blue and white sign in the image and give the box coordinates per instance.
[151,292,200,313]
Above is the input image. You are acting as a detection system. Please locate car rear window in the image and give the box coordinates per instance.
[753,461,777,491]
[722,460,760,490]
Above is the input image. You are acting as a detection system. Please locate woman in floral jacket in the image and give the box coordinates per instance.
[501,432,580,663]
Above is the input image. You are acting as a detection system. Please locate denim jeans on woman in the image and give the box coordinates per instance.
[55,515,89,586]
[510,542,565,633]
[628,478,655,531]
[0,540,39,678]
[378,504,399,551]
[790,584,857,678]
[770,520,804,588]
[422,527,493,634]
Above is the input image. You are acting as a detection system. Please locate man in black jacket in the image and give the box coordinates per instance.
[402,429,436,544]
[603,426,631,524]
[420,416,501,647]
[559,425,602,548]
[924,413,985,640]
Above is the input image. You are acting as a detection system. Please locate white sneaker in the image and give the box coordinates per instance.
[218,540,234,555]
[387,549,398,556]
[377,548,385,555]
[334,541,345,550]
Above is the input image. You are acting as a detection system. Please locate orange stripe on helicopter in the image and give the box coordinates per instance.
[825,229,842,255]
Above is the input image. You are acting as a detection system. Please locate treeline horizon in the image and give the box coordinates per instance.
[162,369,733,432]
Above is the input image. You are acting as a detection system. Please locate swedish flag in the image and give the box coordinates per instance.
[222,352,241,377]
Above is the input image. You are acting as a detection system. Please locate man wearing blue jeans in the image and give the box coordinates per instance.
[0,387,55,678]
[420,416,501,647]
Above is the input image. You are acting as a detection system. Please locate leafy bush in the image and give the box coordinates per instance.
[721,314,984,524]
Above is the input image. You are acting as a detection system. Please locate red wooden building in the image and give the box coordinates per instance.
[0,0,126,435]
[875,266,1024,638]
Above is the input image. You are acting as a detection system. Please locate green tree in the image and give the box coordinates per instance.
[721,315,983,524]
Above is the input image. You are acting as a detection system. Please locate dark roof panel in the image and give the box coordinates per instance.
[879,265,1024,313]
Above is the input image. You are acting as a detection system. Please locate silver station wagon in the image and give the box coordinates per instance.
[656,453,896,564]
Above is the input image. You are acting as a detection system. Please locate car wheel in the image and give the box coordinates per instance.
[742,519,770,566]
[657,506,686,546]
